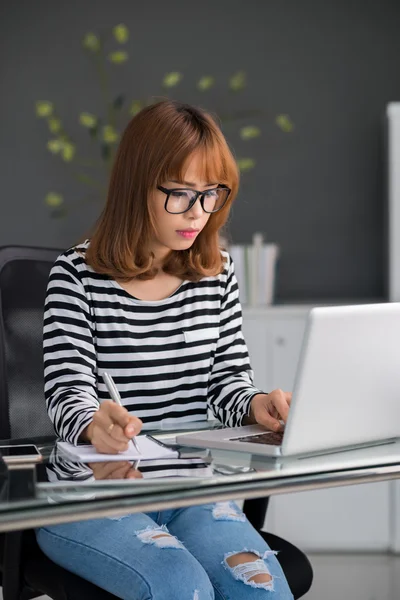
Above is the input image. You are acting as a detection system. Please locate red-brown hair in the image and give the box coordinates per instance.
[86,100,239,281]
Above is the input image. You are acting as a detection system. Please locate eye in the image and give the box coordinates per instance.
[171,190,190,199]
[204,189,218,198]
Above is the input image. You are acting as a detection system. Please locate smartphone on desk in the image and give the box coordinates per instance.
[0,444,43,465]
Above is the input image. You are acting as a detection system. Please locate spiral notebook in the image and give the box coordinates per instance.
[57,435,179,463]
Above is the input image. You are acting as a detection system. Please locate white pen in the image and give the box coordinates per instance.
[102,372,142,455]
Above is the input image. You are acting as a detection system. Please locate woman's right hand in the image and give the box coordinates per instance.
[82,400,143,454]
[89,461,143,480]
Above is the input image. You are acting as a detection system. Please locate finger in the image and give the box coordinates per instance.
[108,423,131,444]
[90,461,129,480]
[101,461,131,479]
[94,428,129,454]
[255,411,283,432]
[107,463,133,480]
[103,424,130,451]
[91,436,118,455]
[271,389,290,423]
[126,468,143,479]
[101,401,132,429]
[286,392,292,406]
[99,402,142,439]
[124,416,143,439]
[94,412,131,448]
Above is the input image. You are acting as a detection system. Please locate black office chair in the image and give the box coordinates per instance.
[0,245,313,600]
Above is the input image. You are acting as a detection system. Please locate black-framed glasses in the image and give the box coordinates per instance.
[157,185,231,214]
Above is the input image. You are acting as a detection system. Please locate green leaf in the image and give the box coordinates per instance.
[197,76,215,91]
[79,112,97,128]
[48,117,61,134]
[61,142,76,162]
[83,32,100,52]
[130,100,142,116]
[275,114,294,133]
[113,94,125,110]
[47,139,63,154]
[102,125,118,143]
[108,51,128,64]
[36,101,54,117]
[163,72,182,88]
[240,126,261,140]
[237,158,256,172]
[229,71,246,91]
[113,24,129,43]
[45,192,64,207]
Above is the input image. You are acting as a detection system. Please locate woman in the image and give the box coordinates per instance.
[37,100,293,599]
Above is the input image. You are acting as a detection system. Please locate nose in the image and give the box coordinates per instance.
[187,197,204,220]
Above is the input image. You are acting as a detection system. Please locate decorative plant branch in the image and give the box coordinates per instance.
[35,23,294,217]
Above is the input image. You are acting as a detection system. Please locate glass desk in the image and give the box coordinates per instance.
[1,425,400,533]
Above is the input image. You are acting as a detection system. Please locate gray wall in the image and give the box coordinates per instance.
[1,0,400,302]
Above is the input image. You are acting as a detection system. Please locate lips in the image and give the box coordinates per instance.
[176,229,199,239]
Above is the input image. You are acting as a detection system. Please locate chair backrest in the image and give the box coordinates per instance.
[0,246,63,439]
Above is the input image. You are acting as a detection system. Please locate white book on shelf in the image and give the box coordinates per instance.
[228,238,280,306]
[251,233,264,307]
[256,243,279,305]
[264,243,280,305]
[245,245,257,306]
[387,103,400,301]
[258,245,267,305]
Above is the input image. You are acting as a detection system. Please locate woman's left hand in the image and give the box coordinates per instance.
[248,390,292,431]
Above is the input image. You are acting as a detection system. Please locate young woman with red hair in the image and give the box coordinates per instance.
[37,100,293,599]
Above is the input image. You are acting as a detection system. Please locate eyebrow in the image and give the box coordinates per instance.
[169,179,218,187]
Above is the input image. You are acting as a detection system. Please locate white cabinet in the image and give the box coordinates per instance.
[242,305,393,552]
[243,307,308,394]
[242,318,272,392]
[392,481,400,552]
[270,317,307,391]
[266,482,391,552]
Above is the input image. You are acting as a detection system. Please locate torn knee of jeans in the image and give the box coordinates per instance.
[135,524,184,549]
[212,501,246,522]
[224,549,278,591]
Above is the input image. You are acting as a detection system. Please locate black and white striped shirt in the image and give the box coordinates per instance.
[43,241,263,445]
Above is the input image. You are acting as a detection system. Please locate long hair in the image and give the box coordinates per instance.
[85,100,239,281]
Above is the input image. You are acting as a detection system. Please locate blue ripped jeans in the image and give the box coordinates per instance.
[36,502,293,600]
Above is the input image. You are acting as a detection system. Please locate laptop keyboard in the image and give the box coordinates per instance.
[229,430,285,446]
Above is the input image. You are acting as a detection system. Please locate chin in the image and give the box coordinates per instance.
[169,236,197,249]
[171,241,195,251]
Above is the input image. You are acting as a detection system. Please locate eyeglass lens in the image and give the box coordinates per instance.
[166,188,229,214]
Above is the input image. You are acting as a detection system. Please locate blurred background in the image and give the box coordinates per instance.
[2,0,400,303]
[1,2,400,598]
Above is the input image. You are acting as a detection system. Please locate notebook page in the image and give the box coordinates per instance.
[57,435,178,463]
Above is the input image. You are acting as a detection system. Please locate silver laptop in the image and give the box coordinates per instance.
[177,303,400,457]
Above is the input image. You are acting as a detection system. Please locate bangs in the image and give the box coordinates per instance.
[159,136,238,189]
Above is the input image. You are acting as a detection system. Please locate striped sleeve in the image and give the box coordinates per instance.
[207,255,264,426]
[43,253,99,445]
